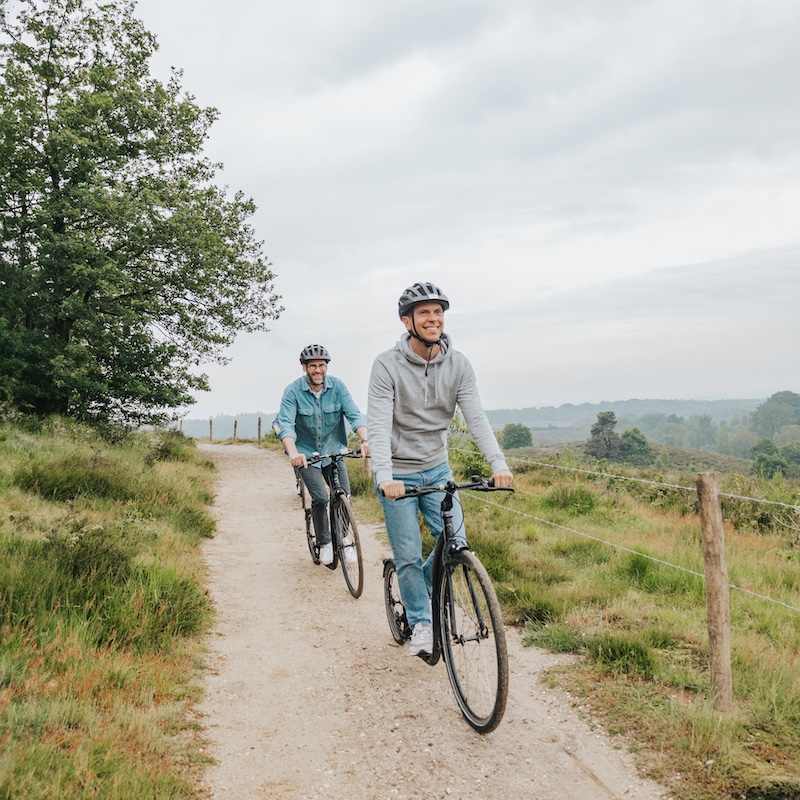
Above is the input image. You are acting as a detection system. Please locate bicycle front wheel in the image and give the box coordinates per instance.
[439,550,508,733]
[332,496,363,597]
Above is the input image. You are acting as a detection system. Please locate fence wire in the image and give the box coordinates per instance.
[448,446,800,614]
[467,449,800,511]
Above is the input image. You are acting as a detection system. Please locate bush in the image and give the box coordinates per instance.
[585,633,656,678]
[542,483,598,514]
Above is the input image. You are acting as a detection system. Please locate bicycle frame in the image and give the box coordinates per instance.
[383,475,512,732]
[391,476,511,665]
[303,448,365,597]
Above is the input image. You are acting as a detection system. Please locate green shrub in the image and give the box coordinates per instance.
[542,483,598,514]
[523,620,582,653]
[585,633,656,678]
[13,452,135,502]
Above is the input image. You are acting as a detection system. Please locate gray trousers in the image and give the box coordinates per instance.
[299,461,351,546]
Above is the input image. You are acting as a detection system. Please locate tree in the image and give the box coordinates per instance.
[749,438,787,479]
[619,427,654,466]
[500,422,532,449]
[750,391,800,438]
[585,411,621,460]
[0,0,281,424]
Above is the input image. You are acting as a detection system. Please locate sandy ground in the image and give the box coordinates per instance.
[196,443,670,800]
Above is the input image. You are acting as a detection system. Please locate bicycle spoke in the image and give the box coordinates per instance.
[440,551,508,733]
[333,497,363,598]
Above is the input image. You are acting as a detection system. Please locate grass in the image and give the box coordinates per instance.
[349,445,800,800]
[0,417,215,799]
[6,419,800,799]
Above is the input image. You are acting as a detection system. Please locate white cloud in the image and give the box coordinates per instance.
[132,0,800,418]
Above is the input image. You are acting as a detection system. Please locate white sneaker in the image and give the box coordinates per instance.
[319,542,334,565]
[342,535,357,564]
[409,622,433,657]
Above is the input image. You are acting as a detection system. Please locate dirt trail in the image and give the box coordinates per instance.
[196,444,669,800]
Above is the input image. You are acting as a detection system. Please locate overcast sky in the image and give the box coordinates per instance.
[135,0,799,418]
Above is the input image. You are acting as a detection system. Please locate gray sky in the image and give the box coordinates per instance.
[135,0,800,417]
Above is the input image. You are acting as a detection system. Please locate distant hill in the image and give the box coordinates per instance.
[178,398,762,444]
[485,398,761,445]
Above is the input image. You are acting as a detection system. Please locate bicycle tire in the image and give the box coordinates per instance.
[383,559,411,643]
[439,550,508,733]
[332,496,363,597]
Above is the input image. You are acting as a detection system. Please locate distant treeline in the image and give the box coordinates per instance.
[485,398,762,448]
[179,398,763,446]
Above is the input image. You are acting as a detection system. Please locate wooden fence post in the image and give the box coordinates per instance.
[209,418,213,442]
[233,419,238,442]
[258,416,262,445]
[695,471,733,712]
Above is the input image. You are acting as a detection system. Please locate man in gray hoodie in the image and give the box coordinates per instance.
[368,282,513,657]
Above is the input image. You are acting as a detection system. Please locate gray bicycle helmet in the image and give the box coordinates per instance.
[299,344,331,363]
[397,282,450,318]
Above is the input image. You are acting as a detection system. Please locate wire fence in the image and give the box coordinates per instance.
[449,446,800,615]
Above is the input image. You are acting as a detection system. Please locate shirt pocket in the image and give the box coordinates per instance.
[296,408,316,437]
[321,402,341,429]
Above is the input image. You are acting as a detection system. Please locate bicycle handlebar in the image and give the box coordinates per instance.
[305,448,364,465]
[384,475,514,498]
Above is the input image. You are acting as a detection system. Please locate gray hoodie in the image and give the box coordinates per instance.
[367,332,508,486]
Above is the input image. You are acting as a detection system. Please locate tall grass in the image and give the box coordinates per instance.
[349,445,800,800]
[0,418,215,799]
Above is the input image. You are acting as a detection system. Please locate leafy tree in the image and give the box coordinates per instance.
[751,453,788,479]
[0,0,281,424]
[750,438,779,459]
[500,422,532,449]
[750,391,800,438]
[585,411,621,460]
[749,438,787,479]
[780,441,800,465]
[619,427,654,466]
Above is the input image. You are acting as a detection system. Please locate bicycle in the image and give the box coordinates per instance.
[299,449,364,598]
[383,475,512,733]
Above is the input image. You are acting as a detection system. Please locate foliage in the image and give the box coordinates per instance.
[750,438,788,478]
[0,416,216,796]
[619,426,655,466]
[585,411,622,459]
[447,408,492,478]
[750,391,800,438]
[0,0,281,425]
[500,422,532,449]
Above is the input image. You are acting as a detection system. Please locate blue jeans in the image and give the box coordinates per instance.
[376,462,465,629]
[300,461,350,546]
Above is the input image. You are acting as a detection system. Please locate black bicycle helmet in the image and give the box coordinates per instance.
[397,282,450,318]
[299,344,331,363]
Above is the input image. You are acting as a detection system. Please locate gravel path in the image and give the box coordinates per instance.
[196,443,669,800]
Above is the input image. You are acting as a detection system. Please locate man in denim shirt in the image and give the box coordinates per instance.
[275,344,369,565]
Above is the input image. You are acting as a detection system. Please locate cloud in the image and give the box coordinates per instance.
[132,0,800,417]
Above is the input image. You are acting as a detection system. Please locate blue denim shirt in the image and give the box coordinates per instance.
[275,375,366,466]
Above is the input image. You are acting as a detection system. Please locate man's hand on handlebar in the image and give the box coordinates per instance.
[492,469,513,489]
[290,453,308,469]
[379,479,406,499]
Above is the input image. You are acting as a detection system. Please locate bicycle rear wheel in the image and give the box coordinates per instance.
[383,559,411,644]
[439,550,508,733]
[332,496,363,597]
